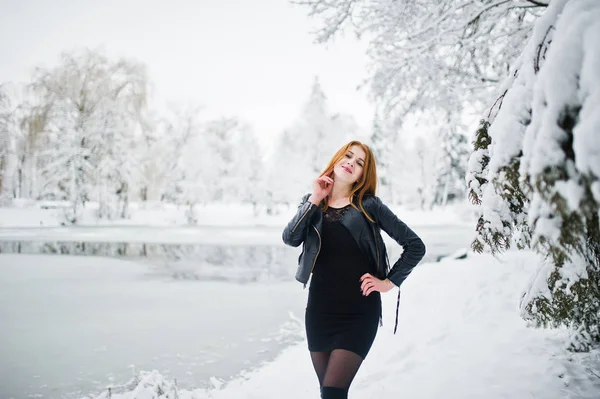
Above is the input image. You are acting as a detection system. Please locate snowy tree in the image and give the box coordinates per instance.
[29,49,149,222]
[386,132,414,206]
[370,107,468,208]
[466,0,600,350]
[136,109,164,203]
[0,85,17,205]
[301,77,349,175]
[369,108,396,202]
[413,135,440,211]
[14,101,51,200]
[297,0,547,122]
[266,127,309,210]
[159,105,206,207]
[267,77,359,207]
[433,120,470,206]
[229,122,265,210]
[202,117,242,203]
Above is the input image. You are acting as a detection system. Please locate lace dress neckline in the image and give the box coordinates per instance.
[328,203,351,209]
[323,203,352,222]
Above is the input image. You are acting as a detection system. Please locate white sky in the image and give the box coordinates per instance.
[0,0,375,156]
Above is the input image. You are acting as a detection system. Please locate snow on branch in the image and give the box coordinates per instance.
[298,0,545,125]
[467,0,600,350]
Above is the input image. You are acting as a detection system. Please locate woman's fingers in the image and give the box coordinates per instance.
[364,282,376,296]
[360,279,370,292]
[318,176,332,185]
[360,273,373,281]
[360,277,376,294]
[360,273,395,296]
[318,175,334,183]
[361,273,392,296]
[316,179,328,190]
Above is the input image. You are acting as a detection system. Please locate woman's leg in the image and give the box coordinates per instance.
[320,349,363,398]
[309,350,331,387]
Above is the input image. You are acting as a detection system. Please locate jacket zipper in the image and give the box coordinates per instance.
[372,224,380,276]
[304,225,322,289]
[291,203,312,232]
[371,223,384,327]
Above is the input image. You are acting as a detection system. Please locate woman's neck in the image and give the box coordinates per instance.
[329,184,352,203]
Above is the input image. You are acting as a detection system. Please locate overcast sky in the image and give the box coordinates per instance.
[0,0,374,155]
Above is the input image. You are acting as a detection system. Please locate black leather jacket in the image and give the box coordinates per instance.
[282,193,427,333]
[282,193,426,287]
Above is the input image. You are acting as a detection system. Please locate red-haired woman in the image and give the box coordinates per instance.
[282,140,426,398]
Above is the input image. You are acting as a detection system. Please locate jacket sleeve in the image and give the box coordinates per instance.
[282,193,319,247]
[373,196,426,288]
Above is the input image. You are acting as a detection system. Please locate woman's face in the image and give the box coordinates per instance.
[332,145,366,186]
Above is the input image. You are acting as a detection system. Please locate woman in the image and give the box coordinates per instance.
[282,140,426,399]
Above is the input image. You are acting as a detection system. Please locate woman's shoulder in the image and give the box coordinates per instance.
[357,193,383,211]
[359,193,379,203]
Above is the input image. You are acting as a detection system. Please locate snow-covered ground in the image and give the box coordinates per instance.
[84,251,600,399]
[2,251,599,399]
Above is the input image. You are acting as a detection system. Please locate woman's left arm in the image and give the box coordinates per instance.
[373,196,426,288]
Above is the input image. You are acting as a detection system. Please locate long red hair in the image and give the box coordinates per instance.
[319,140,377,223]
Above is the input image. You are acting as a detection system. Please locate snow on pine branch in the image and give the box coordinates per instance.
[468,0,600,350]
[520,0,600,255]
[466,0,568,254]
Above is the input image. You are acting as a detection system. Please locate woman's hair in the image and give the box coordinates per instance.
[319,140,377,223]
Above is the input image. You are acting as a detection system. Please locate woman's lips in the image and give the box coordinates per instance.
[342,166,352,174]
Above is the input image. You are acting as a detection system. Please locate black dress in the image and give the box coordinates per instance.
[305,204,381,359]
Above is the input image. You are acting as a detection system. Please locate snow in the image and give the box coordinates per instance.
[524,0,597,177]
[576,5,600,178]
[0,225,281,245]
[466,0,574,256]
[465,2,600,346]
[466,0,600,252]
[555,180,586,212]
[521,0,600,253]
[71,250,600,399]
[529,193,563,246]
[558,251,590,295]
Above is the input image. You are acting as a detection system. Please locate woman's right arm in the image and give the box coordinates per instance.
[281,193,319,247]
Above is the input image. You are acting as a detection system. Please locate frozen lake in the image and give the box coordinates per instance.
[0,224,474,399]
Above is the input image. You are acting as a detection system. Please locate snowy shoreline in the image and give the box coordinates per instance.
[0,200,476,229]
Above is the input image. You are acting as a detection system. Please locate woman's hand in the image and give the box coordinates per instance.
[360,273,395,296]
[309,172,334,204]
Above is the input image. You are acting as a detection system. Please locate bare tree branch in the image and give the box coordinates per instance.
[523,0,549,7]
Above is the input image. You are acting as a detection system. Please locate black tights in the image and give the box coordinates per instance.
[310,349,363,398]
